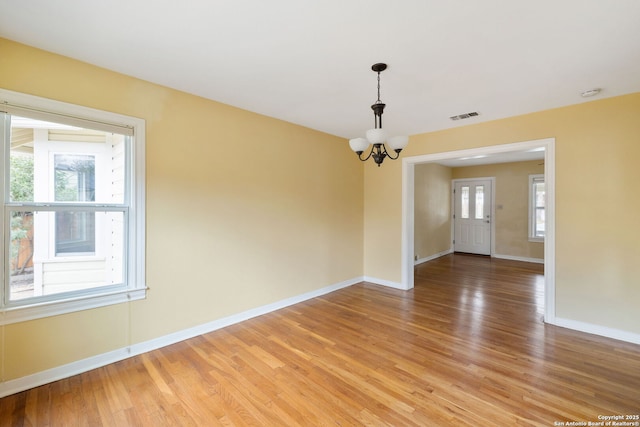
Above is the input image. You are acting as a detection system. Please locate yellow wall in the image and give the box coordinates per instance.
[452,160,544,260]
[414,163,452,260]
[364,92,640,335]
[0,39,364,381]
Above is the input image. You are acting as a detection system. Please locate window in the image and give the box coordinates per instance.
[474,185,484,219]
[529,174,545,241]
[460,186,470,219]
[1,89,145,323]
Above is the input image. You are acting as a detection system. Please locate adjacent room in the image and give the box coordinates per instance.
[1,1,639,424]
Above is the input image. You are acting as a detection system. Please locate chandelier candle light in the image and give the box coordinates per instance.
[349,63,409,166]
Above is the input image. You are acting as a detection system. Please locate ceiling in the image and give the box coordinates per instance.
[1,0,640,143]
[433,148,545,168]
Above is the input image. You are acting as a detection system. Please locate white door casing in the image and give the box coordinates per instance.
[453,178,493,255]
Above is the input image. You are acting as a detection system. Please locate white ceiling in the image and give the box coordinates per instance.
[434,148,546,168]
[1,0,640,143]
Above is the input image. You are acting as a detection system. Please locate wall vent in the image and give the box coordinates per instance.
[450,111,479,121]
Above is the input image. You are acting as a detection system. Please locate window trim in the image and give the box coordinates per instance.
[0,88,146,325]
[528,174,545,242]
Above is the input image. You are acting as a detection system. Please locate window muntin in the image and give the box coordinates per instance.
[529,174,545,241]
[1,89,145,323]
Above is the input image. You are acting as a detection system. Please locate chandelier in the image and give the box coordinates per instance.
[349,63,409,166]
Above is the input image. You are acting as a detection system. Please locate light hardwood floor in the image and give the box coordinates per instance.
[2,254,639,426]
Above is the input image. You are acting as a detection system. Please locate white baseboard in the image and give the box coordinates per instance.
[414,248,453,266]
[0,347,133,399]
[0,276,362,398]
[550,317,640,345]
[129,276,361,356]
[492,253,544,264]
[363,276,405,290]
[7,275,636,399]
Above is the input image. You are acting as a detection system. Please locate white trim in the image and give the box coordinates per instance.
[401,160,414,290]
[0,89,134,135]
[0,346,133,399]
[131,276,361,355]
[553,317,640,345]
[131,123,146,291]
[363,276,406,290]
[414,249,453,265]
[543,140,556,323]
[402,161,416,290]
[492,254,544,264]
[0,288,146,325]
[402,138,556,323]
[0,276,361,398]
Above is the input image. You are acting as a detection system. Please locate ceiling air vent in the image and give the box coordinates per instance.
[450,111,479,121]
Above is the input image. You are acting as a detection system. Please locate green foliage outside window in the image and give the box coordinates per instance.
[9,154,34,274]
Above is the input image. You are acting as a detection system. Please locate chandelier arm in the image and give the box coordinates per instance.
[357,146,375,162]
[383,144,401,160]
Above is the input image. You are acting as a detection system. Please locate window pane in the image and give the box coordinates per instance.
[9,211,34,301]
[9,115,125,204]
[535,182,545,208]
[56,211,96,255]
[475,185,484,219]
[536,207,545,237]
[530,175,545,239]
[9,209,126,301]
[54,154,95,202]
[9,152,34,202]
[461,186,469,219]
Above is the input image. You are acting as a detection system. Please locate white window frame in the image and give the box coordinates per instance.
[0,89,146,325]
[528,174,545,242]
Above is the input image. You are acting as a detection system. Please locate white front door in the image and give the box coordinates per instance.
[453,179,492,255]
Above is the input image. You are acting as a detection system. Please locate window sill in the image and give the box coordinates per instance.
[528,237,544,243]
[0,287,146,325]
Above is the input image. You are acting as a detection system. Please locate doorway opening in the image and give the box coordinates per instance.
[401,138,556,324]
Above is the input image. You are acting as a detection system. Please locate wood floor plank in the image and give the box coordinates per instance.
[2,254,640,425]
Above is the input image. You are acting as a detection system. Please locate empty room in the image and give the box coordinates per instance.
[1,1,639,425]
